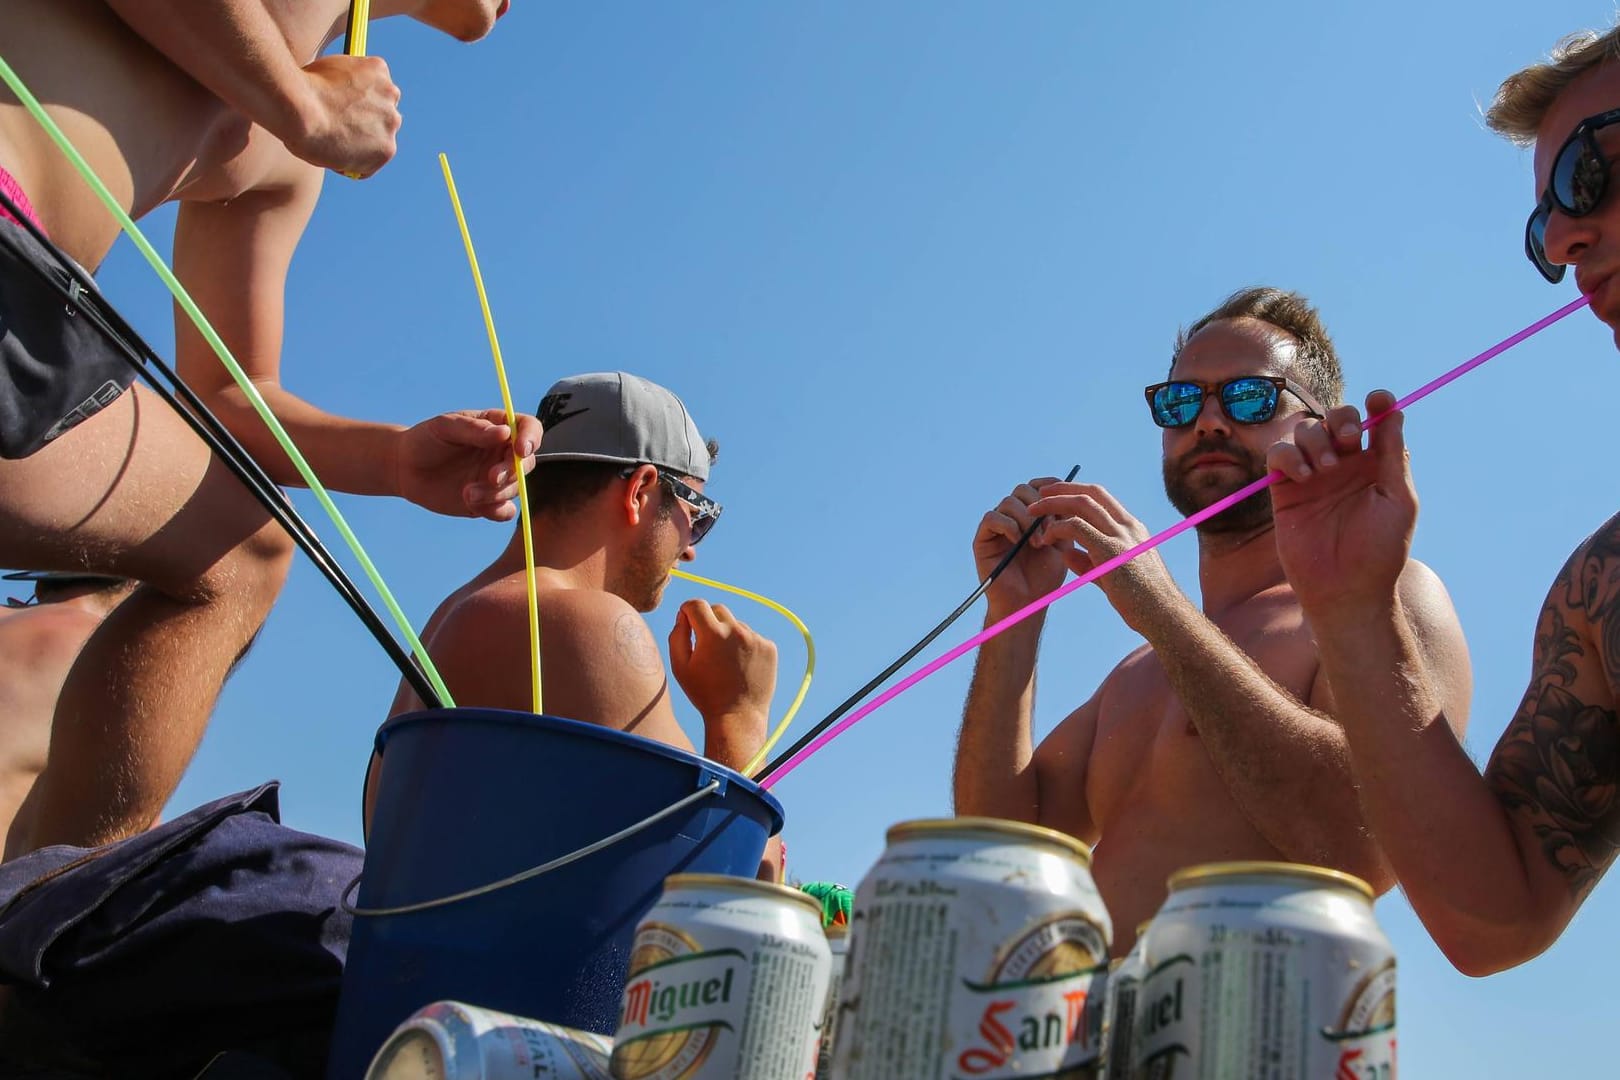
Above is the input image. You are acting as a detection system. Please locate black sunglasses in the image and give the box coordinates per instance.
[1144,375,1324,428]
[1525,107,1620,283]
[619,465,723,544]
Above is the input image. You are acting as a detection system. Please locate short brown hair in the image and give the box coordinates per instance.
[527,439,720,517]
[1173,286,1343,408]
[1487,27,1620,146]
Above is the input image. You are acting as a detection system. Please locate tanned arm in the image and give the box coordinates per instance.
[1268,392,1615,974]
[102,0,402,176]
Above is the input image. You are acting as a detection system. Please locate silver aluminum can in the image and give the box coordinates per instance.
[611,872,832,1080]
[364,1000,613,1080]
[1099,923,1149,1080]
[1133,861,1396,1080]
[815,922,850,1078]
[831,817,1113,1080]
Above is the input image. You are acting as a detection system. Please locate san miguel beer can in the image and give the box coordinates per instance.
[1099,923,1149,1080]
[610,873,832,1080]
[1133,862,1396,1080]
[831,817,1113,1080]
[364,1000,613,1080]
[815,922,850,1078]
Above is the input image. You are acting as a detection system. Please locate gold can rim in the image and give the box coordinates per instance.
[662,872,825,916]
[886,817,1093,865]
[1166,860,1374,901]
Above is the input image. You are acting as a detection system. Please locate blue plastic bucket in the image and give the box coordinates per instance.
[325,708,784,1079]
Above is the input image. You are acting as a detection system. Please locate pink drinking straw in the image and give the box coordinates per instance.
[760,294,1593,789]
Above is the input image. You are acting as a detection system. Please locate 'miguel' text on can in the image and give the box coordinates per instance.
[611,873,832,1080]
[831,817,1114,1080]
[1132,861,1396,1080]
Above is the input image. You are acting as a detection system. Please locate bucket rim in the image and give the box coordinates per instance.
[376,707,785,832]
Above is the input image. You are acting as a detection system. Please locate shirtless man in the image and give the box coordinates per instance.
[0,0,538,852]
[1264,23,1620,976]
[953,287,1473,953]
[374,371,783,875]
[0,571,135,856]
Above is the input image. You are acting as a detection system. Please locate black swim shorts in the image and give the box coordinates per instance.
[0,216,138,460]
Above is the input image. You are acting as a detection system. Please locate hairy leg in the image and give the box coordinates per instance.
[0,384,294,852]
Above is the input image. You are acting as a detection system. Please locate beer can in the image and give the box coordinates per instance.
[1133,861,1395,1080]
[611,872,832,1080]
[815,922,850,1078]
[1099,923,1149,1080]
[831,817,1113,1080]
[364,1000,613,1080]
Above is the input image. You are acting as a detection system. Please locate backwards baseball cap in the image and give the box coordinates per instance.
[533,372,710,481]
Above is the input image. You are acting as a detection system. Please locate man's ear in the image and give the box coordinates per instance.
[621,464,660,526]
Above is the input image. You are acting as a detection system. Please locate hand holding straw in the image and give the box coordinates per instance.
[340,0,372,179]
[759,464,1080,780]
[440,153,544,715]
[670,569,816,777]
[760,296,1592,787]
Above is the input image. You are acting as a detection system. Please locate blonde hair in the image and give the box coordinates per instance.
[1487,26,1620,145]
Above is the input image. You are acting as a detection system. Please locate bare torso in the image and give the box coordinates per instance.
[0,0,343,266]
[1063,582,1322,953]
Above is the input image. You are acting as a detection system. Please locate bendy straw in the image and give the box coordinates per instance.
[669,568,815,777]
[759,295,1593,788]
[440,153,544,714]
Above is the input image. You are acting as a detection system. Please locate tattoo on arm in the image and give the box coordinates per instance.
[1488,532,1620,902]
[614,614,664,676]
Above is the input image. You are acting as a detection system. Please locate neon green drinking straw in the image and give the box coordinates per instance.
[0,52,454,707]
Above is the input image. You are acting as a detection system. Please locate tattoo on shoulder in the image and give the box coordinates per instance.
[614,613,664,675]
[1488,524,1620,902]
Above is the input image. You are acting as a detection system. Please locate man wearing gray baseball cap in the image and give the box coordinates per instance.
[369,372,782,874]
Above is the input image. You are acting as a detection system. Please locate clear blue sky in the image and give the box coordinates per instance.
[40,2,1620,1073]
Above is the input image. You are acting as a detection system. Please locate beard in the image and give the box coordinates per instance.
[1162,436,1274,534]
[618,522,677,613]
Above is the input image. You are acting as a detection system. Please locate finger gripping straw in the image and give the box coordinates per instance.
[670,568,815,777]
[759,294,1592,788]
[758,464,1081,781]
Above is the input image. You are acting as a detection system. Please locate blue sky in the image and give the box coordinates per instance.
[43,2,1620,1073]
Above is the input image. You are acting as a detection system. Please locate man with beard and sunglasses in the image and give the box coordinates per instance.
[370,372,785,877]
[1262,25,1620,976]
[953,287,1473,954]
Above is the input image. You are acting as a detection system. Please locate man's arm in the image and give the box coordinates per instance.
[172,158,540,520]
[1022,479,1444,888]
[1267,391,1614,974]
[102,0,402,176]
[954,480,1072,823]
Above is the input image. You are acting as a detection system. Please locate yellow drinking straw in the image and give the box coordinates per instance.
[439,154,544,714]
[344,0,370,64]
[671,569,815,777]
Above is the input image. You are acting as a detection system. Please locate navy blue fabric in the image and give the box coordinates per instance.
[0,784,362,1078]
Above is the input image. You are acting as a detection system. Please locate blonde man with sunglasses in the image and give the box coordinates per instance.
[1266,25,1620,976]
[954,287,1472,955]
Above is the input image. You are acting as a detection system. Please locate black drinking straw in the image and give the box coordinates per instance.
[759,464,1080,781]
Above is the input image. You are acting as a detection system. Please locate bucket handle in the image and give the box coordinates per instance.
[341,778,723,917]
